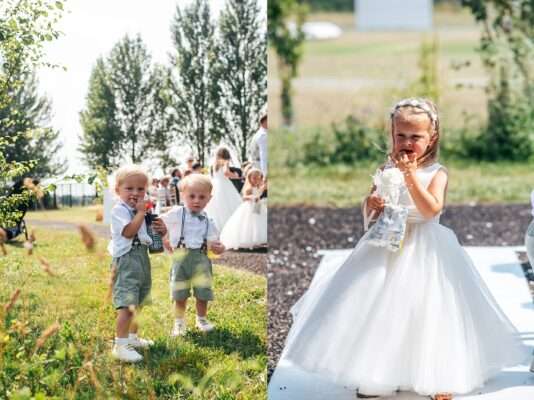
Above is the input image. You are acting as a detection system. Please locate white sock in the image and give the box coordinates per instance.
[115,337,129,346]
[196,315,207,322]
[128,333,138,340]
[175,317,185,323]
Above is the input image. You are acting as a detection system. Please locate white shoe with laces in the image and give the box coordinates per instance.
[111,343,143,362]
[129,335,154,348]
[171,319,187,337]
[195,317,215,332]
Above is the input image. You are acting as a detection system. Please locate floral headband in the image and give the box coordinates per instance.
[390,98,438,127]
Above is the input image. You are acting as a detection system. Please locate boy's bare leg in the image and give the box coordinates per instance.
[195,299,208,317]
[116,308,133,338]
[175,299,187,318]
[128,306,141,334]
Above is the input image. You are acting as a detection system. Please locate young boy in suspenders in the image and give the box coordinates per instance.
[160,174,225,336]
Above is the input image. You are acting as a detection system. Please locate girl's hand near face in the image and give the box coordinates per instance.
[394,151,417,176]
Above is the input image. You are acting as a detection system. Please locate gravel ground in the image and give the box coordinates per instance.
[26,219,266,275]
[268,204,534,377]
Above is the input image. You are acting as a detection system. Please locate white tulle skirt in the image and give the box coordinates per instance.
[220,199,267,249]
[282,221,528,395]
[205,174,242,231]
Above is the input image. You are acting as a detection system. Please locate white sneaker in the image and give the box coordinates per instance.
[171,319,187,337]
[195,317,215,332]
[129,336,154,348]
[111,343,143,362]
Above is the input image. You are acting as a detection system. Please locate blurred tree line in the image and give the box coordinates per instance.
[80,0,267,171]
[301,0,461,12]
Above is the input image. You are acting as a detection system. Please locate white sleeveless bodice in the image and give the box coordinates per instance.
[398,163,443,224]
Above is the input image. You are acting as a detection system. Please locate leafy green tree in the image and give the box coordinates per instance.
[268,0,307,127]
[79,58,122,172]
[461,0,534,160]
[0,0,65,225]
[146,64,179,171]
[215,0,267,162]
[108,34,157,163]
[167,0,222,165]
[0,71,65,178]
[79,35,170,169]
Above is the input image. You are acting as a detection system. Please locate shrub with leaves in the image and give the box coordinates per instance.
[461,0,534,160]
[302,116,387,166]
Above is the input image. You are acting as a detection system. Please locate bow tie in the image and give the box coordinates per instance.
[190,212,206,220]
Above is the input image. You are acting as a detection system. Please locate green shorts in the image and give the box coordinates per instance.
[169,248,213,301]
[111,245,152,309]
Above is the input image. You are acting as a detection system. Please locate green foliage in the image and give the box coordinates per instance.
[0,137,34,227]
[79,58,122,172]
[411,36,440,103]
[168,0,222,166]
[0,0,64,227]
[0,72,65,178]
[302,0,352,12]
[461,0,534,160]
[302,116,387,166]
[79,36,173,169]
[268,0,308,126]
[215,0,267,162]
[0,1,65,179]
[108,34,158,164]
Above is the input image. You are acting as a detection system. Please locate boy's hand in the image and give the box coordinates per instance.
[367,194,385,214]
[135,197,147,213]
[163,237,173,253]
[152,218,167,235]
[208,240,225,255]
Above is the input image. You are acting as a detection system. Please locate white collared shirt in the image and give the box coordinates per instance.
[250,126,268,177]
[160,205,219,249]
[107,200,152,258]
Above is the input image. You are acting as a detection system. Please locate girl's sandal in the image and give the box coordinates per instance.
[430,394,453,400]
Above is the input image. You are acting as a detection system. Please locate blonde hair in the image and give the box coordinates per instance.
[114,165,149,190]
[242,167,263,195]
[390,97,440,166]
[179,173,213,193]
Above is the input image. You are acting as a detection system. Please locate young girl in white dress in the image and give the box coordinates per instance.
[220,167,267,249]
[205,146,242,231]
[272,98,528,400]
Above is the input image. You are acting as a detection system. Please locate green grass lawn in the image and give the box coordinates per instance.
[26,205,104,225]
[270,160,534,207]
[0,229,266,399]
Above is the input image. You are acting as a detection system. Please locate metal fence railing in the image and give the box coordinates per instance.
[38,182,98,209]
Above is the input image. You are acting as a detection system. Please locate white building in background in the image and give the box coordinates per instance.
[355,0,433,31]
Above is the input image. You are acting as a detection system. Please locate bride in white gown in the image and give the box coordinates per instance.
[271,99,528,400]
[205,146,242,231]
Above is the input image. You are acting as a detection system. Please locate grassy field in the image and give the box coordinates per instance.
[270,159,534,207]
[25,205,104,225]
[268,9,487,129]
[0,229,266,399]
[271,126,534,206]
[268,8,534,207]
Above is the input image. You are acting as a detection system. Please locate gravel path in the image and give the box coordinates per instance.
[268,204,534,377]
[26,219,266,275]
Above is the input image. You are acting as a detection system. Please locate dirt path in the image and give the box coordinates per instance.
[26,219,266,275]
[268,204,534,376]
